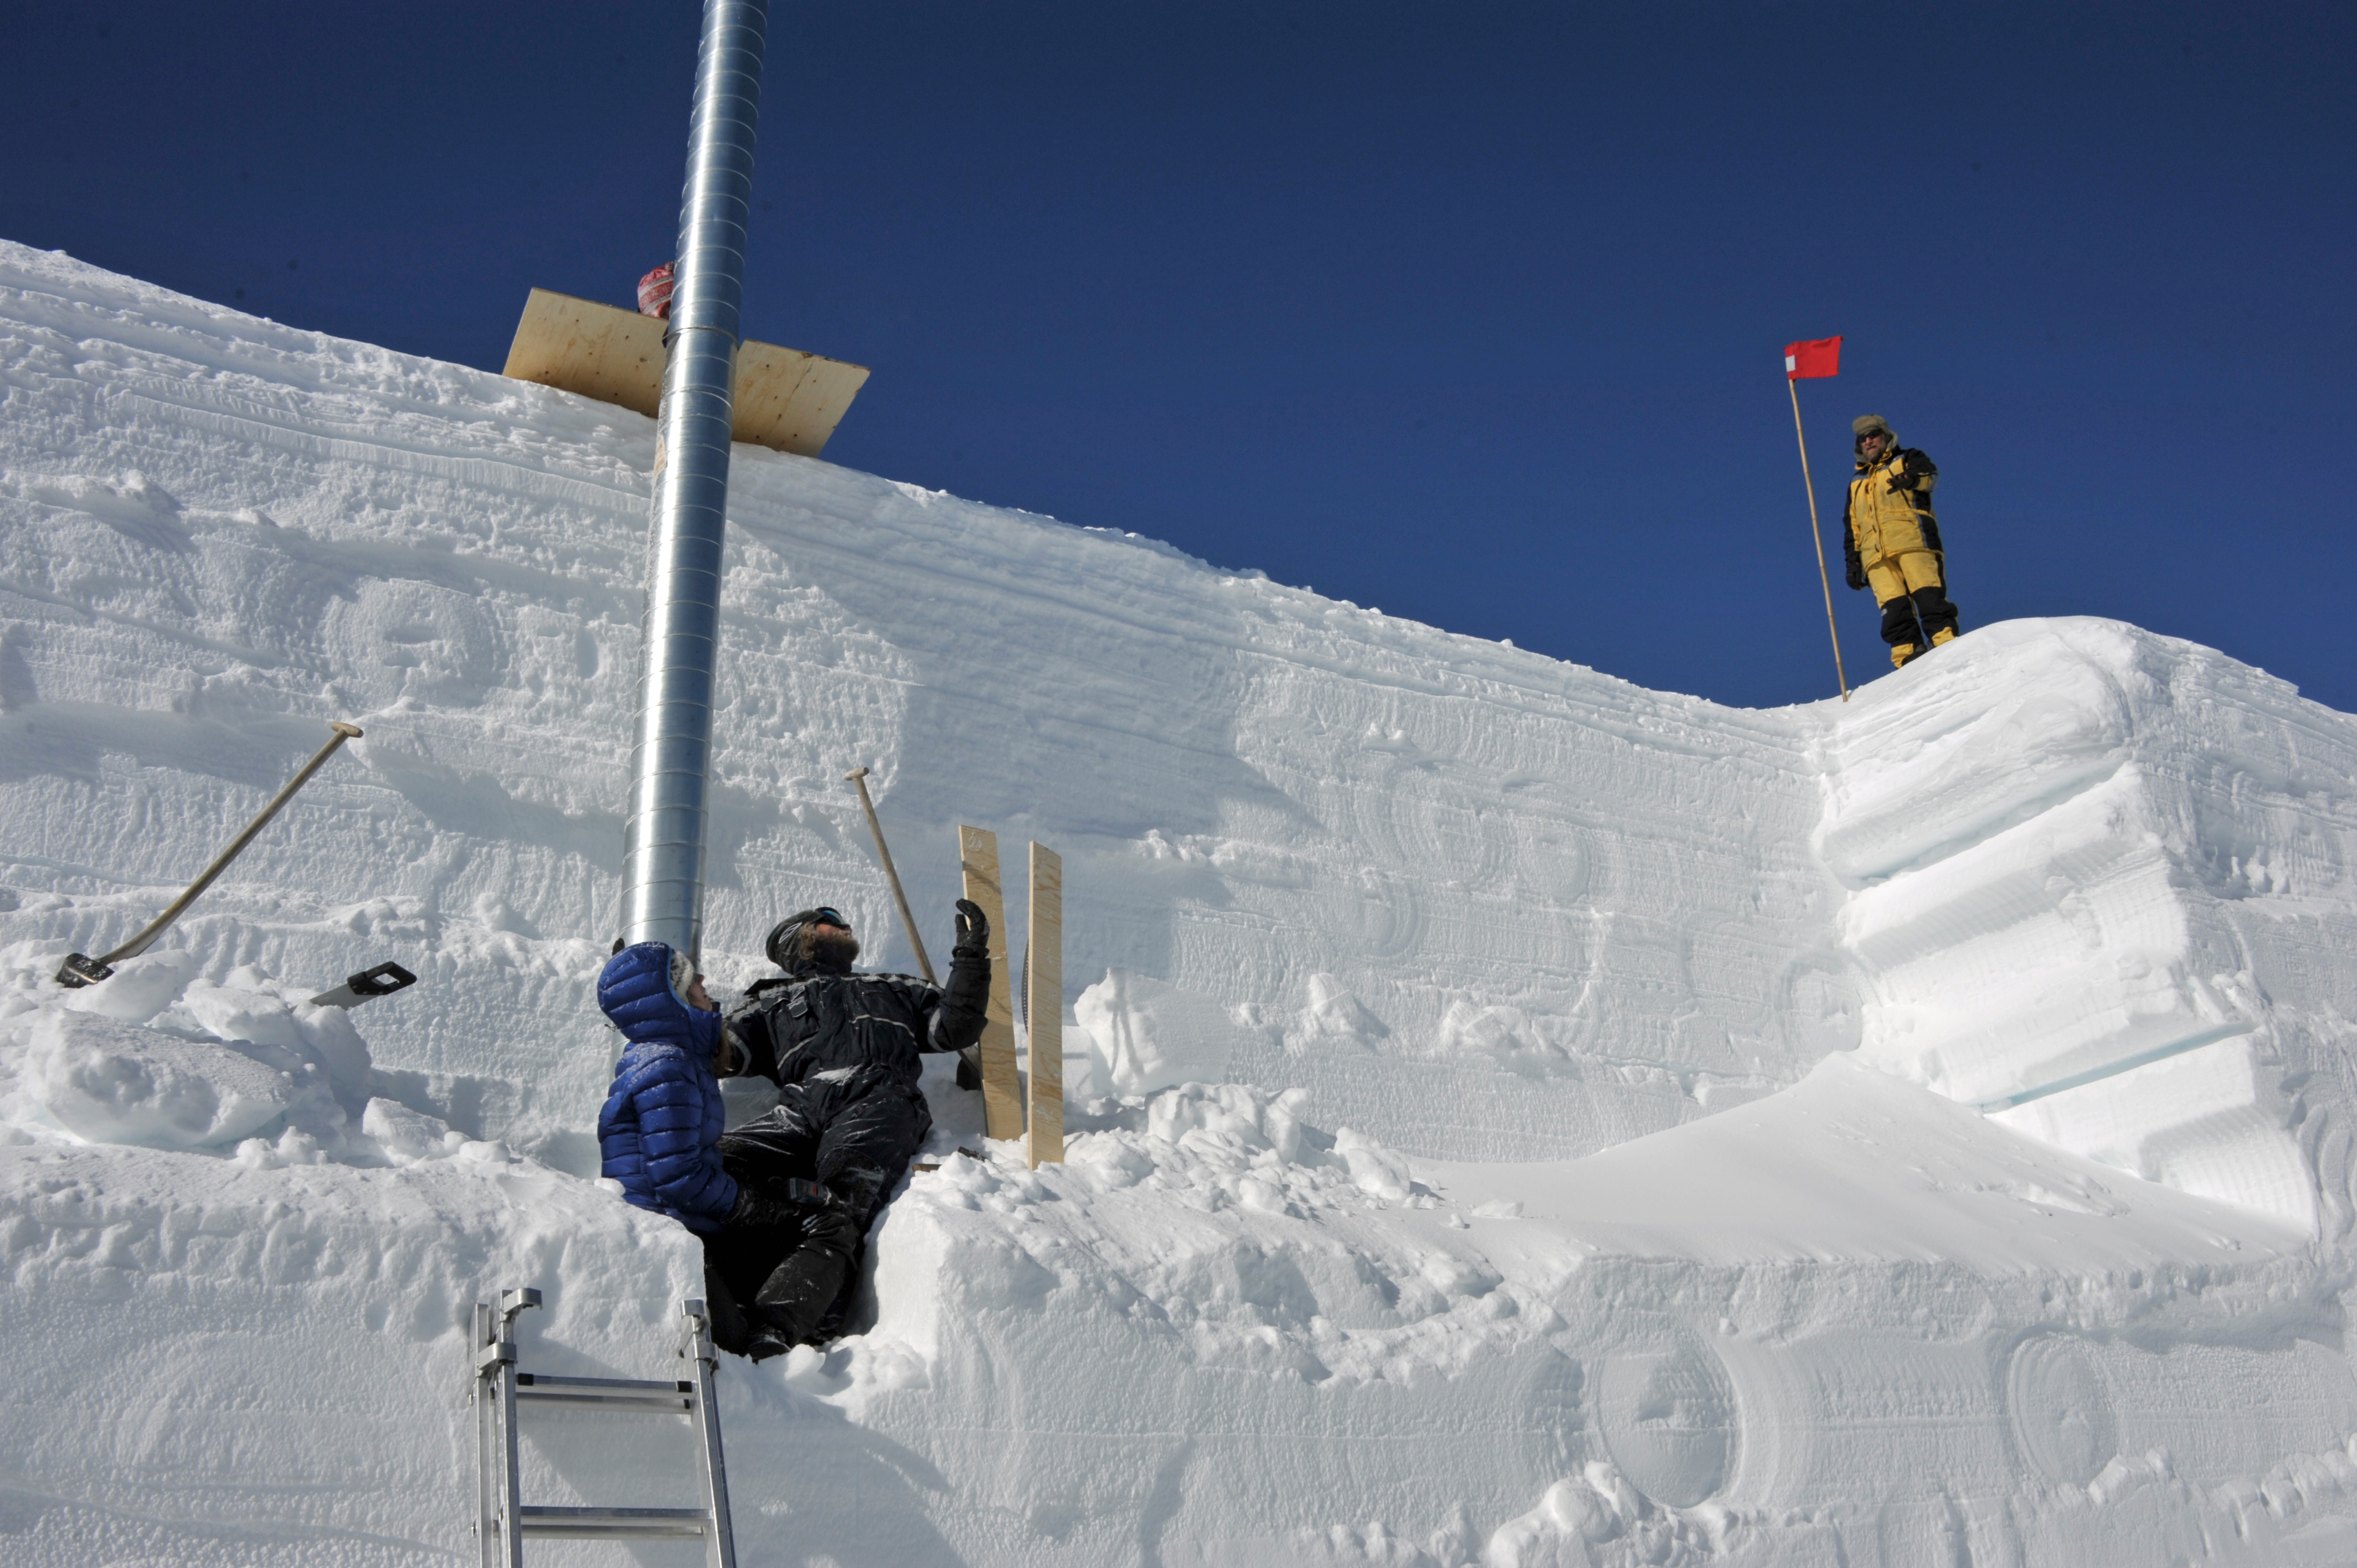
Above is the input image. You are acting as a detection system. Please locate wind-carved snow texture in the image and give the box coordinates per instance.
[3,241,2357,1564]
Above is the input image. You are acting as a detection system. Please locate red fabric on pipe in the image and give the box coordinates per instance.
[637,264,675,320]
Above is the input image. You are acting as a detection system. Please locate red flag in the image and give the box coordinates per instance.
[1784,336,1840,379]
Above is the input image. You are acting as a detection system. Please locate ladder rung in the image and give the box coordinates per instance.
[516,1373,693,1411]
[518,1505,710,1538]
[518,1390,691,1411]
[476,1294,737,1566]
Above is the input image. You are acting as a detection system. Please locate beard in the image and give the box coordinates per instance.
[809,927,861,973]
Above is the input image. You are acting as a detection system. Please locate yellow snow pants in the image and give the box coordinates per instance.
[1865,549,1945,604]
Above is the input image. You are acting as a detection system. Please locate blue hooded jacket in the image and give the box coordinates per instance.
[595,942,738,1234]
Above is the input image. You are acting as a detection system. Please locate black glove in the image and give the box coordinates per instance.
[727,1177,835,1229]
[935,901,993,1059]
[953,898,988,956]
[1845,558,1867,592]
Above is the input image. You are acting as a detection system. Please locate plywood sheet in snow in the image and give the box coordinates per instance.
[1025,840,1063,1168]
[500,288,868,458]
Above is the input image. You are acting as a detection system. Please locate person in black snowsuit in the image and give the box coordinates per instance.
[707,901,990,1360]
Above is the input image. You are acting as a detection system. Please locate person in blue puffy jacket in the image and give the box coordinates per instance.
[596,941,739,1233]
[599,940,847,1355]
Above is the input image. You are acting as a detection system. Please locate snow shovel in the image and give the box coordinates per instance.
[845,765,985,1089]
[844,766,936,984]
[54,721,364,989]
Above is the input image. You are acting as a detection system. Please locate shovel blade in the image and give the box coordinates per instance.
[308,961,419,1009]
[54,953,114,989]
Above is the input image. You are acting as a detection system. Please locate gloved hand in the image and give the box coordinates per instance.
[1890,451,1937,493]
[939,900,995,1062]
[953,898,988,956]
[727,1177,835,1230]
[1845,559,1867,591]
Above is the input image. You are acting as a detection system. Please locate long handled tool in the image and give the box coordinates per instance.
[1788,378,1850,703]
[1783,337,1850,702]
[55,721,364,988]
[846,767,984,1091]
[845,767,935,984]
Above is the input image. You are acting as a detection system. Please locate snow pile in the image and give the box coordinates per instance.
[28,1007,293,1151]
[844,1053,2338,1565]
[1074,970,1250,1095]
[4,241,2357,1564]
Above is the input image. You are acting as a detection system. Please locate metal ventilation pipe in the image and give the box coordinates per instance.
[620,0,769,958]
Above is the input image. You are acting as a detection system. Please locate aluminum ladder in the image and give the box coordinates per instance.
[470,1287,738,1567]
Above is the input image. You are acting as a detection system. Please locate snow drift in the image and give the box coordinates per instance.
[4,241,2356,1565]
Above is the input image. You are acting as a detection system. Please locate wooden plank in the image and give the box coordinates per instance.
[958,826,1024,1142]
[732,342,871,458]
[500,288,869,457]
[1026,841,1063,1169]
[502,288,666,420]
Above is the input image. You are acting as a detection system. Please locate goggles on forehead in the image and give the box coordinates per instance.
[809,907,850,929]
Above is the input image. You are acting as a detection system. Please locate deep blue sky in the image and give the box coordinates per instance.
[7,3,2352,711]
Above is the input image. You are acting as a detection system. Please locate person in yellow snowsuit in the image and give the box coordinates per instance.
[1842,414,1960,668]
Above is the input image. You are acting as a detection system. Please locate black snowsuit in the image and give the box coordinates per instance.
[706,941,988,1349]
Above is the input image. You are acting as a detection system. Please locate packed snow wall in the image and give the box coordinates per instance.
[5,242,2357,1565]
[0,241,1851,1171]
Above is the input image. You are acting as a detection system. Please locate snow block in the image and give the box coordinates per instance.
[26,1009,290,1149]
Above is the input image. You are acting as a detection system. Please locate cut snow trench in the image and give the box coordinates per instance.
[5,241,2357,1565]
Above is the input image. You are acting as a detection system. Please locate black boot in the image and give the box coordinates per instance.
[745,1207,860,1359]
[744,1315,797,1363]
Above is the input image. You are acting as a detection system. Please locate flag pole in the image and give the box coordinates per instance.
[1788,375,1850,702]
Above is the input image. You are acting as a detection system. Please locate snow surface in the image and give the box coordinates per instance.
[4,241,2357,1565]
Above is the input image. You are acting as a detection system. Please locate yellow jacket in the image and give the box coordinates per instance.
[1843,447,1942,573]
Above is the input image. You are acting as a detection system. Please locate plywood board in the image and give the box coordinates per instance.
[731,341,871,457]
[502,288,667,420]
[1026,841,1063,1169]
[501,288,868,457]
[958,825,1025,1143]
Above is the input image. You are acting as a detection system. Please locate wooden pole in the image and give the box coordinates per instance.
[1789,376,1850,702]
[843,767,935,984]
[957,826,1025,1141]
[1026,841,1063,1168]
